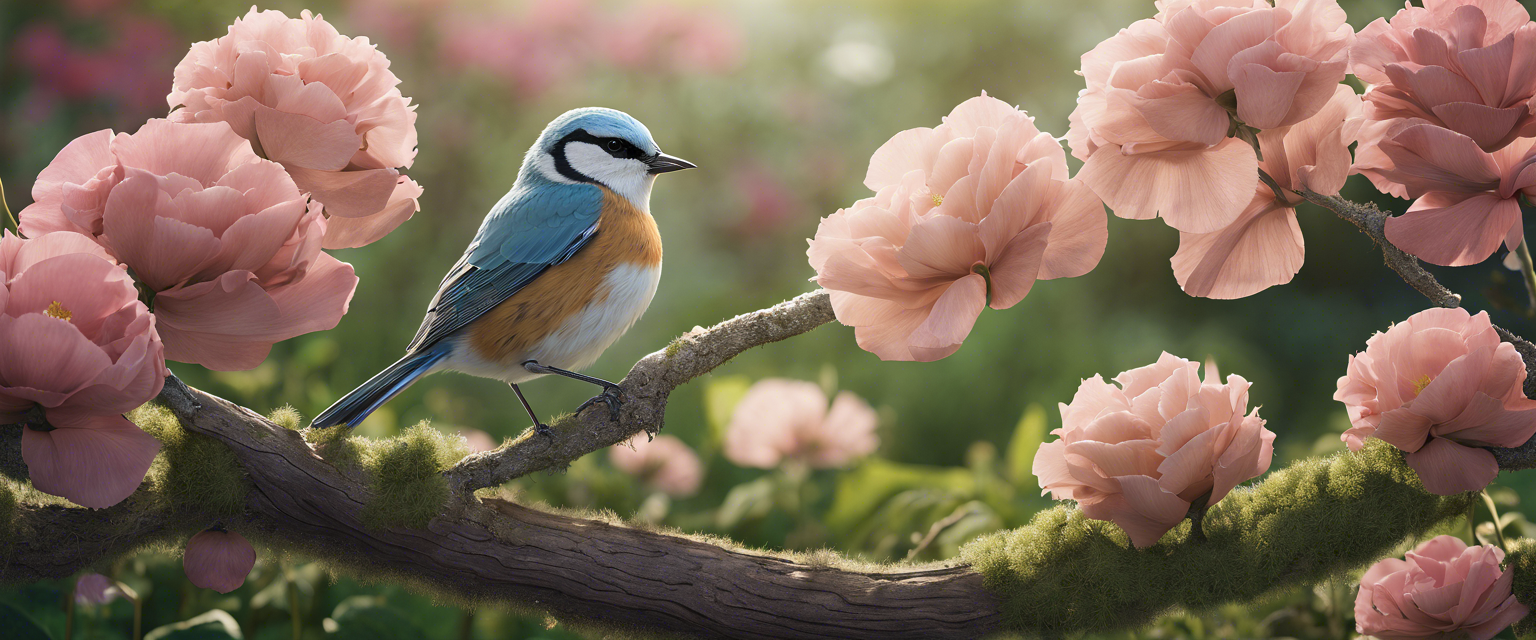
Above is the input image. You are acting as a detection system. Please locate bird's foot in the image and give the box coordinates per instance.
[576,384,623,421]
[533,421,555,439]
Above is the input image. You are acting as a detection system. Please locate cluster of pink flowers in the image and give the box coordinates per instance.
[1356,536,1529,639]
[11,14,180,123]
[1336,308,1536,494]
[611,434,704,498]
[808,94,1108,361]
[1033,353,1275,548]
[723,378,880,470]
[1353,0,1536,267]
[5,9,415,523]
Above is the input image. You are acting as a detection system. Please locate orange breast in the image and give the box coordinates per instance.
[466,188,662,364]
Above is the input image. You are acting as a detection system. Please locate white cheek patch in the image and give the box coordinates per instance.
[564,142,654,210]
[533,151,577,184]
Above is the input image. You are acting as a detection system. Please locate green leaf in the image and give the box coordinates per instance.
[701,376,751,447]
[324,596,426,640]
[714,476,776,529]
[825,458,976,534]
[0,601,52,640]
[1004,404,1048,487]
[144,610,242,640]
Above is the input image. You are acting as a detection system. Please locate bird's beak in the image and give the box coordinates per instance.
[646,153,697,174]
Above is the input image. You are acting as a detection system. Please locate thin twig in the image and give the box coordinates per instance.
[0,178,15,235]
[1298,190,1461,308]
[1480,489,1508,551]
[1518,240,1536,316]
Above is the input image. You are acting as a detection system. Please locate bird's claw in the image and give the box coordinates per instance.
[577,385,623,420]
[533,422,555,439]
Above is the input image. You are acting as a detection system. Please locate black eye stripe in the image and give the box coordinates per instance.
[558,129,645,160]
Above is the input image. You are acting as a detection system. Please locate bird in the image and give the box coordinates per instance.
[311,107,695,432]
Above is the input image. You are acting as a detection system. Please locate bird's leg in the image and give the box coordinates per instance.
[522,360,622,420]
[509,383,554,439]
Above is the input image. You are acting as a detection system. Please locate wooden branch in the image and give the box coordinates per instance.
[442,289,835,495]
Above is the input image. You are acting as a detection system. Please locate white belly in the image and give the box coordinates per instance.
[440,263,661,384]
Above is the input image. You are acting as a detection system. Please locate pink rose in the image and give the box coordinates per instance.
[168,7,422,249]
[1356,535,1529,639]
[1351,0,1536,153]
[0,231,164,509]
[610,434,703,498]
[1335,307,1536,494]
[1034,353,1275,548]
[19,119,358,371]
[1171,84,1361,298]
[183,528,256,594]
[808,94,1107,361]
[1069,0,1353,233]
[723,379,879,469]
[74,573,123,605]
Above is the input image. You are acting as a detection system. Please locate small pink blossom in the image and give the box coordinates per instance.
[74,574,122,605]
[1335,308,1536,494]
[723,379,879,469]
[610,434,703,498]
[19,119,358,371]
[809,94,1107,361]
[1351,0,1536,154]
[183,528,256,594]
[168,7,421,249]
[1356,535,1529,639]
[1034,353,1275,548]
[602,3,743,74]
[458,428,498,454]
[1069,0,1354,233]
[0,231,164,509]
[1171,85,1361,298]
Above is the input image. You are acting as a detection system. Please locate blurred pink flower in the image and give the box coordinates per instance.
[183,528,256,594]
[168,7,421,249]
[730,162,795,236]
[723,379,878,469]
[1351,0,1536,154]
[438,1,592,99]
[603,3,743,74]
[1335,308,1536,494]
[74,573,122,605]
[610,434,703,497]
[1171,85,1361,298]
[1356,535,1528,639]
[1354,119,1536,266]
[1068,0,1354,233]
[458,428,498,453]
[1034,353,1274,548]
[19,119,358,371]
[0,231,164,509]
[809,94,1107,361]
[13,18,183,121]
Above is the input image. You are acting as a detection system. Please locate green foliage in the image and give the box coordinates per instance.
[144,609,242,640]
[326,596,428,640]
[1004,404,1048,487]
[1508,539,1536,636]
[958,442,1473,636]
[133,404,249,517]
[0,601,49,640]
[359,422,469,530]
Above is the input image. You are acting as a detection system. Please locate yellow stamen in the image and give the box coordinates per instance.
[44,301,72,322]
[930,193,943,206]
[1412,374,1433,396]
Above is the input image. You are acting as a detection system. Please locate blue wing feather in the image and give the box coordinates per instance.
[407,178,603,353]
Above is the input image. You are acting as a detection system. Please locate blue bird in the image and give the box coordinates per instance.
[312,107,694,432]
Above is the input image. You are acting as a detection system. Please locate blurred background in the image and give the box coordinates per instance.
[2,0,1532,638]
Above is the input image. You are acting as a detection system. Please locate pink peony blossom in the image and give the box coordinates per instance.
[723,379,879,469]
[1171,84,1361,298]
[183,528,256,593]
[74,573,122,605]
[1034,353,1275,548]
[610,434,703,498]
[0,231,164,509]
[1354,118,1536,267]
[1068,0,1354,233]
[1335,308,1536,494]
[19,119,358,371]
[808,94,1107,361]
[167,7,421,249]
[602,3,743,74]
[1351,0,1536,154]
[1355,535,1529,639]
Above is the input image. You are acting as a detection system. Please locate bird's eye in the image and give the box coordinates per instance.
[605,139,625,153]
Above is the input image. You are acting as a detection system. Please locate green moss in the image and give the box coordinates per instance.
[357,422,468,530]
[1508,539,1536,637]
[0,478,15,538]
[957,441,1471,637]
[664,337,684,360]
[267,405,303,431]
[132,404,249,516]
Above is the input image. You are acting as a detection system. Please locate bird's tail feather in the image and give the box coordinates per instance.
[311,349,449,429]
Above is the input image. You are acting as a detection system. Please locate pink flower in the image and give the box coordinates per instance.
[75,574,122,605]
[1335,308,1536,494]
[808,94,1107,361]
[19,119,358,371]
[458,428,498,453]
[183,528,256,594]
[1351,0,1536,154]
[602,3,743,74]
[1033,353,1275,548]
[167,7,421,249]
[0,231,164,509]
[1355,535,1529,639]
[1171,84,1361,298]
[723,379,879,469]
[1354,119,1536,267]
[610,434,703,498]
[1069,0,1353,233]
